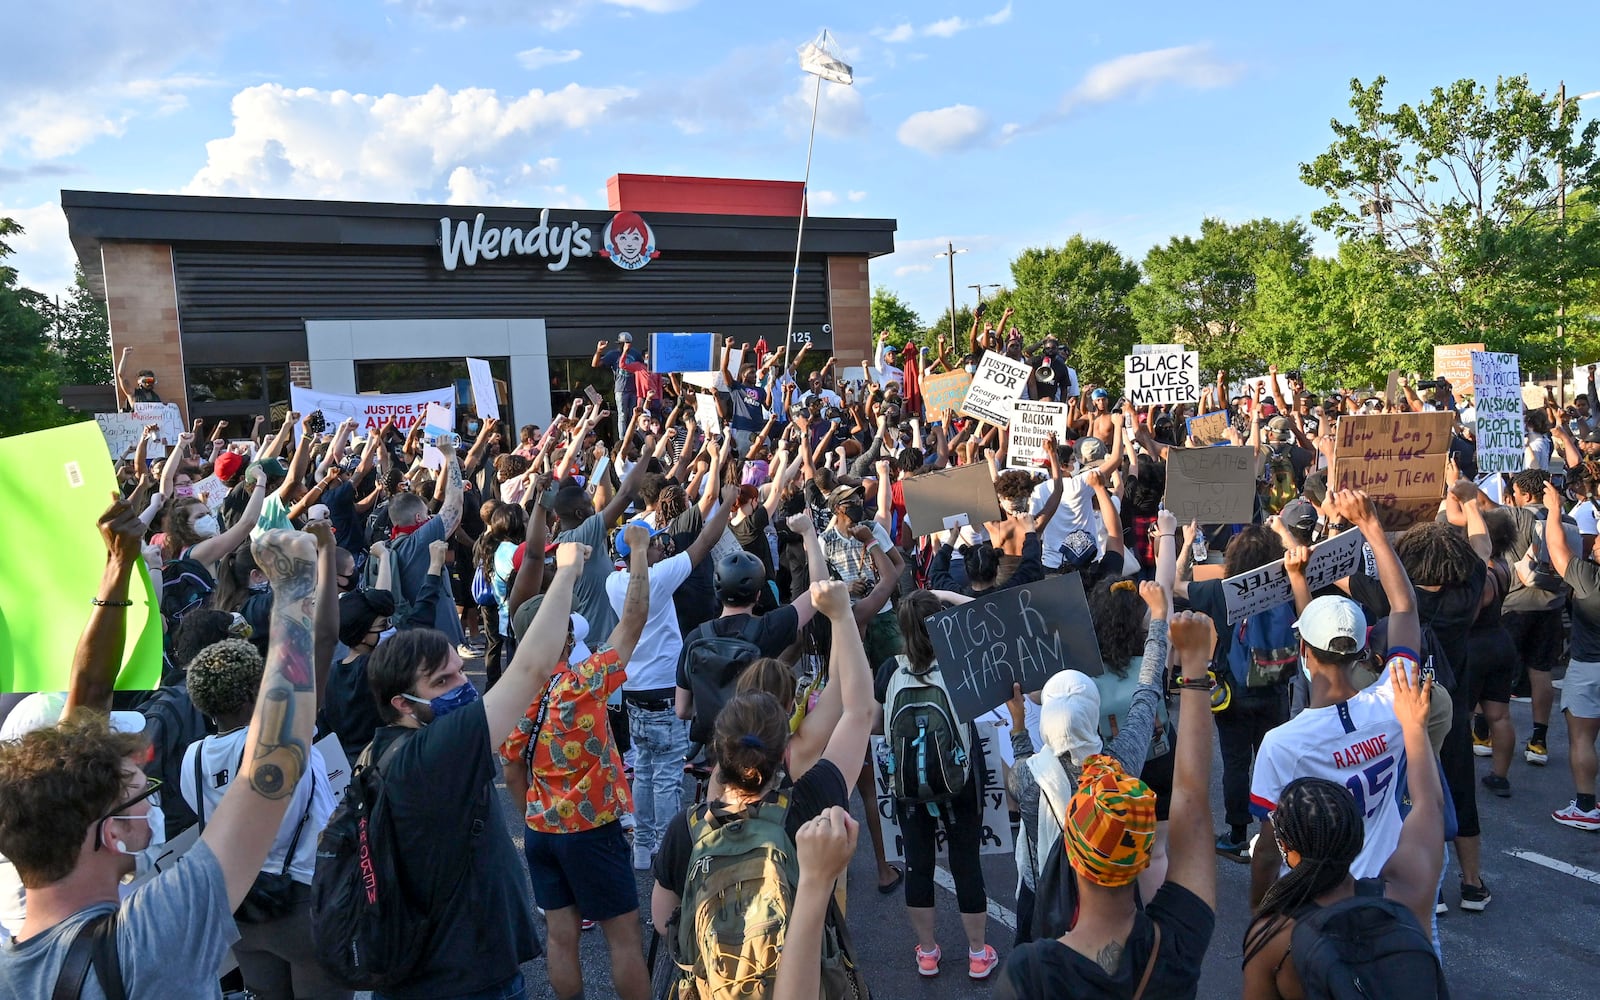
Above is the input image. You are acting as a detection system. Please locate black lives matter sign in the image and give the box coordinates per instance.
[1125,347,1200,406]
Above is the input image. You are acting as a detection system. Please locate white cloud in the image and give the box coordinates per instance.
[921,2,1012,38]
[787,73,868,138]
[894,263,933,276]
[875,23,914,43]
[809,189,840,208]
[896,104,990,155]
[446,166,496,204]
[1062,43,1240,111]
[2,200,77,300]
[516,47,583,70]
[0,75,216,159]
[848,190,867,202]
[184,82,637,200]
[600,0,698,10]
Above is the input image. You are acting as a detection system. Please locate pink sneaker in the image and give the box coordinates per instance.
[915,944,941,977]
[1552,801,1600,831]
[968,944,999,980]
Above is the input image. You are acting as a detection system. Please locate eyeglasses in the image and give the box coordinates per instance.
[93,776,162,851]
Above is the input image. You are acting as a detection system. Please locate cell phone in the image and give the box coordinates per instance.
[942,513,970,531]
[307,410,327,435]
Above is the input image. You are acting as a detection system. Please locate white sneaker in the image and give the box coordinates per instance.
[633,842,654,871]
[619,811,637,832]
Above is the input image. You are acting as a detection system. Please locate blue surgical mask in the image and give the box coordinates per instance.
[402,680,479,722]
[1300,648,1312,683]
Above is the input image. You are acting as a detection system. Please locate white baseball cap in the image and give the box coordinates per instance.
[1293,596,1368,654]
[0,692,146,741]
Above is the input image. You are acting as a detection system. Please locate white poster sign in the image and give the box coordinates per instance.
[1222,527,1367,625]
[1007,399,1069,470]
[289,386,453,439]
[190,474,228,514]
[1471,352,1522,475]
[96,402,184,461]
[1235,374,1298,407]
[465,357,499,422]
[870,720,1015,862]
[1125,347,1200,406]
[961,353,1031,425]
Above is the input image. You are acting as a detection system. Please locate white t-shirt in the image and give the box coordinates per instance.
[180,730,332,884]
[1574,500,1600,538]
[1031,470,1095,569]
[1250,655,1419,880]
[606,551,692,692]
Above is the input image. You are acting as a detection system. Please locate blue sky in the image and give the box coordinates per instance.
[4,0,1598,325]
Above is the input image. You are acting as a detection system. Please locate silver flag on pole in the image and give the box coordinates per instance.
[798,30,853,86]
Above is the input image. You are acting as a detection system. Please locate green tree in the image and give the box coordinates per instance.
[1129,216,1312,374]
[50,266,112,386]
[922,304,977,358]
[0,218,71,437]
[1301,75,1600,371]
[1008,236,1140,386]
[870,286,922,352]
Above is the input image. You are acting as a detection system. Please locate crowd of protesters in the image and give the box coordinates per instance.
[1,326,1596,1000]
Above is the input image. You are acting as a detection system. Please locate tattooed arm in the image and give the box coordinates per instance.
[306,520,339,710]
[438,449,465,536]
[605,523,653,666]
[202,529,319,911]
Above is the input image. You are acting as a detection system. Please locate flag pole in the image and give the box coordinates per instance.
[783,69,824,353]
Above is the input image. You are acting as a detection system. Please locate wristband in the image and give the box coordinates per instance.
[92,599,134,607]
[1173,672,1217,692]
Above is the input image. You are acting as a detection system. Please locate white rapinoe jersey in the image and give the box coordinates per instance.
[1250,658,1418,880]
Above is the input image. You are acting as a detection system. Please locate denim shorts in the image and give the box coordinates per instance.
[523,819,638,921]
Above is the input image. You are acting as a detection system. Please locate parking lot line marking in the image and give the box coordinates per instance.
[1506,850,1600,886]
[933,865,1018,930]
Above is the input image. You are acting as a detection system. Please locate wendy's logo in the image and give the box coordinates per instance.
[600,211,660,271]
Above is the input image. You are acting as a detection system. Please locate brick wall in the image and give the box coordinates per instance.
[827,256,872,367]
[289,362,311,388]
[102,243,185,421]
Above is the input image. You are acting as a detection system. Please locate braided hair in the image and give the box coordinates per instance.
[1241,777,1364,967]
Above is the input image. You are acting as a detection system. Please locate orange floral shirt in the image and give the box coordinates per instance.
[499,647,633,834]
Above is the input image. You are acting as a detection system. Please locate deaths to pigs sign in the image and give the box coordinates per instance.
[925,574,1102,723]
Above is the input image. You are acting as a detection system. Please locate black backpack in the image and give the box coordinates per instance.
[138,682,211,837]
[1291,896,1448,999]
[159,556,215,627]
[311,730,464,991]
[680,616,764,745]
[882,655,972,816]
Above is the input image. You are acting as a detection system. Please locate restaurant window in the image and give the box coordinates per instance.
[186,364,289,436]
[355,357,512,431]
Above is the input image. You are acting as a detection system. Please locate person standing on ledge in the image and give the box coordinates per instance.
[593,333,644,438]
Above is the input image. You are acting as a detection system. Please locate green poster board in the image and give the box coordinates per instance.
[0,422,162,693]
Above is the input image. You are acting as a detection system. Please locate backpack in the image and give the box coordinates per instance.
[680,617,765,746]
[1225,602,1299,690]
[159,556,215,627]
[666,790,869,1000]
[138,682,211,837]
[1263,448,1297,515]
[311,731,466,991]
[882,655,973,815]
[1290,896,1448,1000]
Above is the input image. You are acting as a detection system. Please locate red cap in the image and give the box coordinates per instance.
[214,451,245,483]
[511,542,527,575]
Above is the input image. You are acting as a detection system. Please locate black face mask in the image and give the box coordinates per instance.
[841,503,865,524]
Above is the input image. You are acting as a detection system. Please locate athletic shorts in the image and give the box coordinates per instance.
[1503,609,1565,672]
[523,820,637,921]
[1465,627,1517,705]
[1561,659,1600,719]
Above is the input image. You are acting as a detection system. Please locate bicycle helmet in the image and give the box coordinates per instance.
[714,550,766,606]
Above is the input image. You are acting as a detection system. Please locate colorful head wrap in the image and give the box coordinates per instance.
[1063,754,1156,888]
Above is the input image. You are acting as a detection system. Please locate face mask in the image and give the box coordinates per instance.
[403,680,480,723]
[965,365,977,375]
[193,514,220,538]
[1300,648,1313,683]
[467,422,481,434]
[376,627,397,646]
[111,802,166,877]
[249,580,271,594]
[568,613,592,665]
[175,486,195,498]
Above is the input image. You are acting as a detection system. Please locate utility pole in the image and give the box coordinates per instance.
[1559,80,1569,408]
[935,242,967,347]
[968,283,1001,310]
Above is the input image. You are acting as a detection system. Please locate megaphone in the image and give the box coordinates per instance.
[1035,364,1056,384]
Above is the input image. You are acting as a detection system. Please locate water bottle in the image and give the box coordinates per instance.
[1192,528,1209,564]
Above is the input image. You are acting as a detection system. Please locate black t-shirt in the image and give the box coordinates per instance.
[652,758,849,898]
[1181,578,1232,668]
[1347,563,1483,691]
[322,652,383,761]
[720,384,769,432]
[1563,558,1600,661]
[366,701,540,997]
[996,882,1215,1000]
[324,481,361,554]
[675,607,801,689]
[599,347,643,395]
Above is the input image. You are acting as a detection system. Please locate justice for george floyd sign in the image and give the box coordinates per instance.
[961,352,1031,425]
[1471,352,1523,475]
[1125,347,1200,406]
[926,574,1102,723]
[1222,527,1367,624]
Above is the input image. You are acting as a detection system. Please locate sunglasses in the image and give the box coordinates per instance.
[93,776,162,851]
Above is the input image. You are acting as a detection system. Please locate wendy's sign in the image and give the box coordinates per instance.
[438,210,659,273]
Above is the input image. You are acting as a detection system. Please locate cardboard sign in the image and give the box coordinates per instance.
[95,402,184,462]
[870,722,1015,861]
[464,356,499,422]
[131,401,185,442]
[961,352,1031,425]
[1470,352,1522,476]
[289,385,453,439]
[900,462,1002,537]
[1385,370,1401,408]
[921,370,973,419]
[1520,383,1549,411]
[1571,361,1600,395]
[925,574,1103,723]
[1007,399,1069,470]
[1124,347,1200,406]
[1433,343,1484,392]
[1222,527,1367,624]
[2,423,163,693]
[693,390,723,434]
[1186,410,1231,447]
[1165,446,1256,526]
[650,332,716,374]
[1332,411,1454,530]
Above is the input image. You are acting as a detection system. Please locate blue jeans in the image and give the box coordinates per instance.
[626,701,689,854]
[377,973,525,1000]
